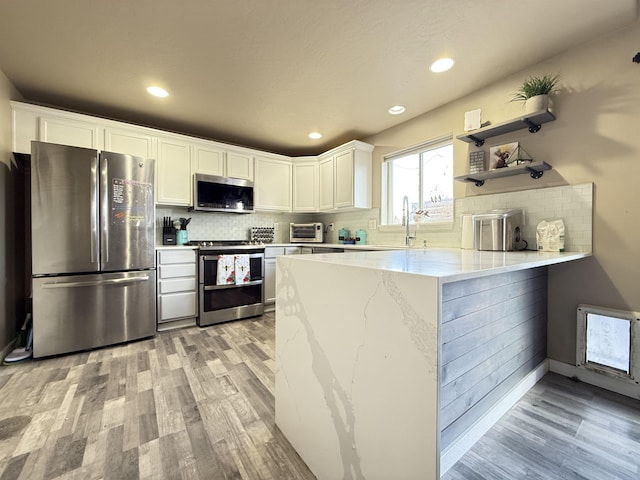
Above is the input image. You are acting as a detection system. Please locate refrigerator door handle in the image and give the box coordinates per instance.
[101,156,109,265]
[90,155,99,265]
[40,275,150,289]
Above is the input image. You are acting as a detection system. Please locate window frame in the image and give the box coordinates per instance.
[381,134,454,228]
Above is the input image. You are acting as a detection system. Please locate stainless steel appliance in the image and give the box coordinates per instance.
[30,141,156,357]
[290,222,324,243]
[472,209,525,251]
[192,173,254,213]
[192,241,265,326]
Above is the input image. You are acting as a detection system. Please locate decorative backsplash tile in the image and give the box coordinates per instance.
[154,207,309,244]
[315,183,593,252]
[156,183,593,252]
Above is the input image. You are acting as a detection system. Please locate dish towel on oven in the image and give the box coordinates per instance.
[234,254,251,284]
[216,255,236,285]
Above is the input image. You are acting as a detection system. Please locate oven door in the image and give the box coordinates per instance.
[198,252,264,326]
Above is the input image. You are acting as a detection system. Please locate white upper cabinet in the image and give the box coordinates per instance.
[334,149,355,208]
[255,156,292,211]
[11,102,102,153]
[104,126,156,158]
[319,141,374,211]
[38,116,102,150]
[292,159,318,212]
[226,150,254,180]
[156,135,192,206]
[191,143,255,181]
[191,141,226,177]
[318,155,335,211]
[11,102,374,210]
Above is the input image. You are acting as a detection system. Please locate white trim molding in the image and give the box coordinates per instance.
[548,359,640,400]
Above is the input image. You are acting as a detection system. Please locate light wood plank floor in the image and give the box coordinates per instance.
[443,372,640,480]
[0,313,314,480]
[0,313,638,479]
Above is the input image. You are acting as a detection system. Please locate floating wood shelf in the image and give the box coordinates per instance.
[456,110,556,147]
[455,161,552,187]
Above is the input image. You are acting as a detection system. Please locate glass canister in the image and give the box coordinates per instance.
[338,228,350,244]
[355,229,367,245]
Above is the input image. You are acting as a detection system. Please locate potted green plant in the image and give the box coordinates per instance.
[511,73,560,114]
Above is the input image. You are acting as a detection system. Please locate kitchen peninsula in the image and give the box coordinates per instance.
[274,248,589,480]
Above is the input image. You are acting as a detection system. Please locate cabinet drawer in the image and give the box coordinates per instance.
[265,247,285,258]
[159,292,197,321]
[159,263,196,279]
[158,249,196,264]
[159,277,196,294]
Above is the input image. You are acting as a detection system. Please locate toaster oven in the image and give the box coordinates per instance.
[290,222,324,243]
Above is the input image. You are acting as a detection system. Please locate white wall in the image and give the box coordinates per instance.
[0,68,24,351]
[359,22,640,364]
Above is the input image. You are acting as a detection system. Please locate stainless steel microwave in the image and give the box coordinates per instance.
[192,173,254,213]
[290,222,324,243]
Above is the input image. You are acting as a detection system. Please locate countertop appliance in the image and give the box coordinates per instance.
[472,209,525,251]
[290,222,324,243]
[30,141,156,357]
[192,173,254,213]
[190,240,265,326]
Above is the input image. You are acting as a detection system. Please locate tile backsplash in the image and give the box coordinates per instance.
[156,183,593,252]
[315,183,593,252]
[455,183,593,253]
[155,207,309,244]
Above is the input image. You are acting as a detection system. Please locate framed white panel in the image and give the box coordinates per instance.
[576,304,640,382]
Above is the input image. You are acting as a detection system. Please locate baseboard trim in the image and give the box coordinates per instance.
[548,359,640,400]
[440,359,549,475]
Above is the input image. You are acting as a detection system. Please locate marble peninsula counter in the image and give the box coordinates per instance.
[274,248,589,480]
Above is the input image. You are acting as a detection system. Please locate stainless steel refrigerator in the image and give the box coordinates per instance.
[31,141,156,357]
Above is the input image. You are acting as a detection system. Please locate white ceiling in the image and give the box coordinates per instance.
[0,0,637,155]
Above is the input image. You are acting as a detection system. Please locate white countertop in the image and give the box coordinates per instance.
[285,247,591,283]
[267,243,397,251]
[155,245,198,250]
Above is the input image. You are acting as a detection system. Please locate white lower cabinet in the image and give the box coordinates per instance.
[157,249,198,330]
[264,246,303,311]
[264,247,284,310]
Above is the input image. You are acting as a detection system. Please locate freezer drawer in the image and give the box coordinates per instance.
[32,270,156,358]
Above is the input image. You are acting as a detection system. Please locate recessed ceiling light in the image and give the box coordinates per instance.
[147,86,169,97]
[308,132,322,139]
[388,105,406,115]
[429,58,455,73]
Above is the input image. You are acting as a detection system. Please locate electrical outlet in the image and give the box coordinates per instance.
[368,219,377,230]
[328,223,335,231]
[273,222,279,231]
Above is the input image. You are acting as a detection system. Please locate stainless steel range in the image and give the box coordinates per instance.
[190,241,265,326]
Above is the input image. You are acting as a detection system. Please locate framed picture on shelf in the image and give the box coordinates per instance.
[489,142,518,169]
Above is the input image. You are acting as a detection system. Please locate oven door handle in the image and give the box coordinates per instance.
[203,280,263,291]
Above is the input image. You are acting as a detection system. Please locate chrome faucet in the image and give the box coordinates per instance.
[402,195,415,246]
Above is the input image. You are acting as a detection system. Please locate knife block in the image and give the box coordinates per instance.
[163,228,176,245]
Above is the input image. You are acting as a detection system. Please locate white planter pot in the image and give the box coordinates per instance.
[524,94,549,115]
